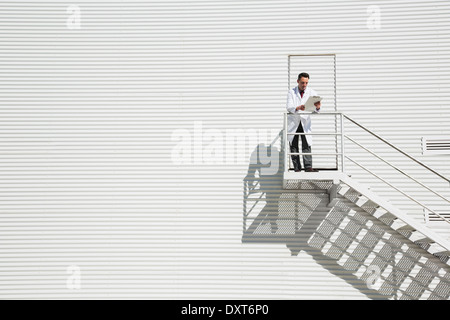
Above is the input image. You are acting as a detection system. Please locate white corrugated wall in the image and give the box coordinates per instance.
[0,0,449,299]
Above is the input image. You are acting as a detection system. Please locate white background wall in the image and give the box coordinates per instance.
[0,0,449,299]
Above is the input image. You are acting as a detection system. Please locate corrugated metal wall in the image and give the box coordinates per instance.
[0,0,449,299]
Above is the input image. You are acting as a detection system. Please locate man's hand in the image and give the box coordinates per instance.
[296,105,305,111]
[314,101,321,111]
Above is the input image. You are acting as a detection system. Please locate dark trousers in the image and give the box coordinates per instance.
[289,121,312,171]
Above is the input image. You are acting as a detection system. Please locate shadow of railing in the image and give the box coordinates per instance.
[242,136,450,300]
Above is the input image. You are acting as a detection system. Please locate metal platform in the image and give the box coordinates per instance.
[282,171,345,189]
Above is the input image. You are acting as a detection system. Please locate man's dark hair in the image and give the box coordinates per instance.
[298,72,310,80]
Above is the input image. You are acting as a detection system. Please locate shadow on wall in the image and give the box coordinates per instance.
[242,135,450,300]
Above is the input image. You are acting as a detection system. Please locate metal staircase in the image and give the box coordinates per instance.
[283,112,450,265]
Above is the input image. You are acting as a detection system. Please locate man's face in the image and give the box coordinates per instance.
[297,77,309,91]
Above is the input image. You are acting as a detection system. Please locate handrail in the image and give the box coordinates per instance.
[343,114,450,184]
[346,135,450,204]
[285,111,450,183]
[346,156,450,225]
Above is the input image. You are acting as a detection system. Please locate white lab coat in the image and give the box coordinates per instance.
[285,86,320,146]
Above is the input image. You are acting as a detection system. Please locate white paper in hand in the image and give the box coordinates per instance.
[304,96,322,111]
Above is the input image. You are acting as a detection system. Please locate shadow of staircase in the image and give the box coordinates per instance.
[242,144,450,300]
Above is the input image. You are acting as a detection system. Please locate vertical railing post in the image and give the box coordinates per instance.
[334,113,339,170]
[284,113,288,173]
[340,113,345,173]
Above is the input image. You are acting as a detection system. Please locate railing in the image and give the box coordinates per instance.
[283,112,345,173]
[283,111,450,225]
[344,115,450,184]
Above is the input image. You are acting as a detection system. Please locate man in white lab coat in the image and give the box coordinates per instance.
[286,72,321,172]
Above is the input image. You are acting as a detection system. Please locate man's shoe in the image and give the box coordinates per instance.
[295,169,301,172]
[305,168,318,172]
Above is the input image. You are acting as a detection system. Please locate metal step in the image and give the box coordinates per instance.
[430,249,450,263]
[391,219,413,231]
[372,207,388,219]
[354,195,369,207]
[377,212,398,226]
[337,184,350,196]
